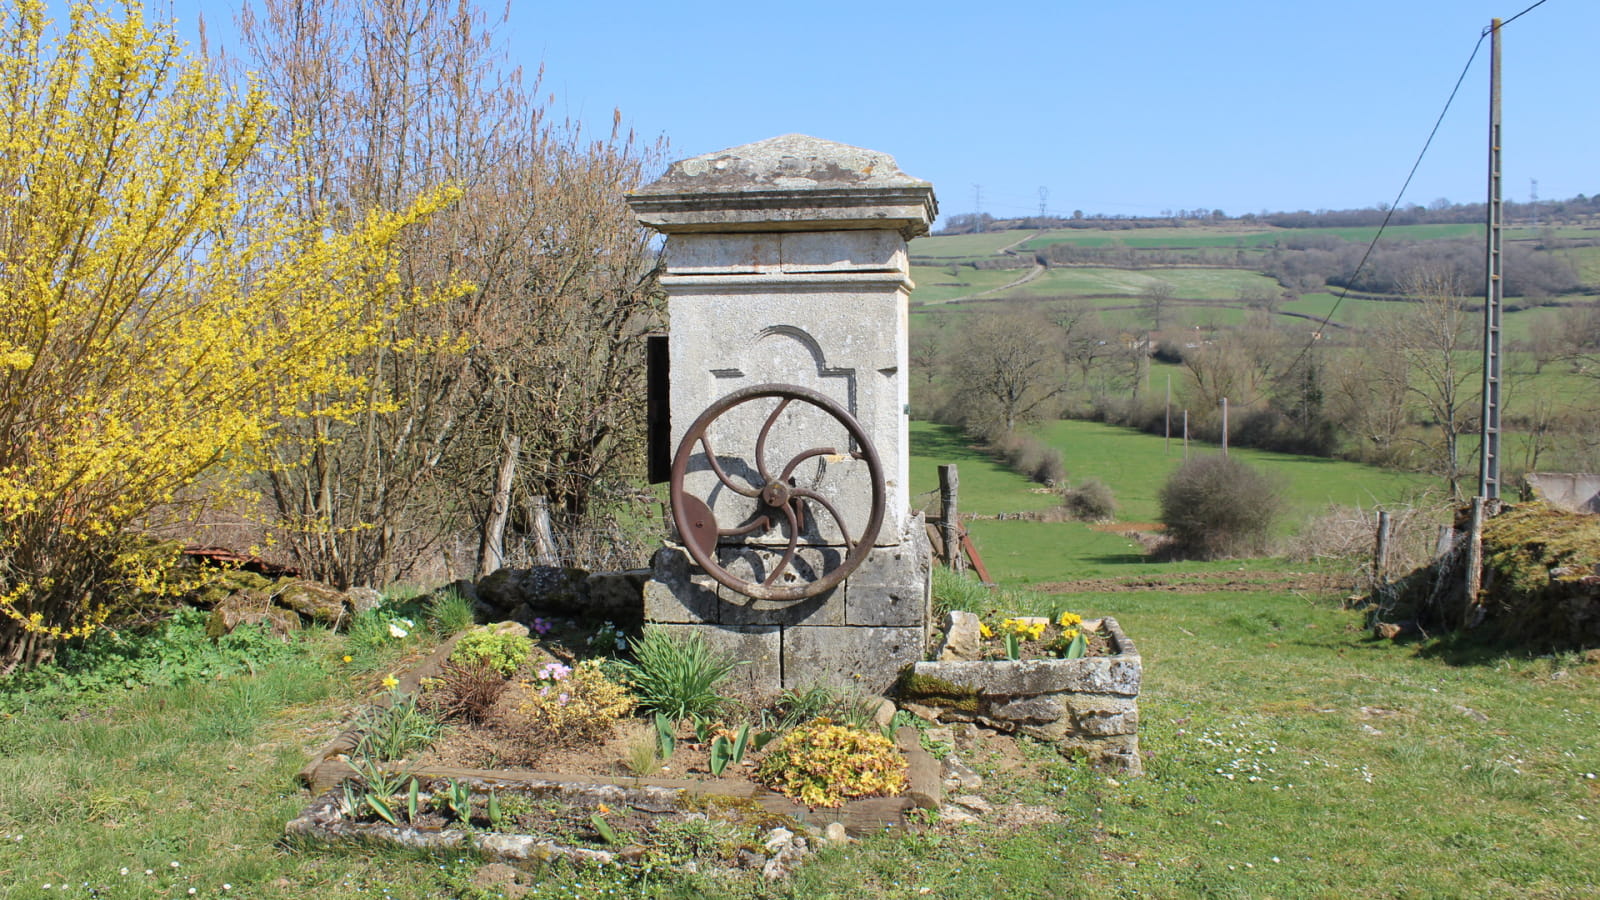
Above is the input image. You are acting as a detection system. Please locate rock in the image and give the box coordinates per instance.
[346,587,383,616]
[1455,705,1490,723]
[937,805,979,825]
[899,702,942,722]
[274,580,354,628]
[872,697,898,728]
[762,827,795,854]
[489,621,532,640]
[187,569,275,608]
[941,754,983,791]
[206,590,300,640]
[949,794,993,815]
[823,822,850,845]
[936,610,983,661]
[735,848,767,869]
[584,569,650,620]
[477,566,591,617]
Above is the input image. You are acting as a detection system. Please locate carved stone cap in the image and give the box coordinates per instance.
[629,134,937,238]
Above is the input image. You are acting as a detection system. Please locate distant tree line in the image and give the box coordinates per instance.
[935,193,1600,235]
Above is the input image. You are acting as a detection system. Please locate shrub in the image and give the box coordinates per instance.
[755,718,907,808]
[449,627,534,677]
[424,660,509,725]
[990,433,1066,486]
[514,660,634,747]
[1158,455,1282,559]
[1061,478,1117,522]
[614,627,737,721]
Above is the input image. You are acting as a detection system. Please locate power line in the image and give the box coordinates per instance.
[1291,0,1552,374]
[1286,29,1488,375]
[1497,0,1549,29]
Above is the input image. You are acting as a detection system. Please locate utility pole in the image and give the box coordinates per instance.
[1478,17,1503,503]
[1038,186,1049,218]
[972,184,984,232]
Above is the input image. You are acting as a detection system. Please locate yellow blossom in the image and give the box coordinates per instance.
[382,675,400,690]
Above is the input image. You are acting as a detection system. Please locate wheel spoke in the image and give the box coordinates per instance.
[699,435,761,498]
[753,398,792,484]
[776,447,836,483]
[719,515,772,539]
[761,505,802,588]
[790,487,855,549]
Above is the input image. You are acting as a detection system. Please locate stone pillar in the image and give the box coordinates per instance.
[628,135,938,698]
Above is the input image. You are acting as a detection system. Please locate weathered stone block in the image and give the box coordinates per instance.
[784,625,923,695]
[916,657,1142,698]
[845,524,931,627]
[643,547,720,624]
[584,569,649,620]
[985,694,1065,725]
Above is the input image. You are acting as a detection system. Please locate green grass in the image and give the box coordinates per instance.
[911,419,1435,531]
[3,570,1597,898]
[995,266,1279,302]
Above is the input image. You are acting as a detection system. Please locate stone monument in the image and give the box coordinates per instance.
[628,135,938,698]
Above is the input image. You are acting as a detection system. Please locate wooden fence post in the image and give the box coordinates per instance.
[1463,496,1485,624]
[1373,510,1392,587]
[938,464,964,575]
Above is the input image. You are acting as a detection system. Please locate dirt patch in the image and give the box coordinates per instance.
[410,704,763,787]
[1034,571,1347,595]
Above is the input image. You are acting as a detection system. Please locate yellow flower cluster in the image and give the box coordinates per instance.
[999,617,1047,641]
[1057,611,1083,642]
[755,718,907,809]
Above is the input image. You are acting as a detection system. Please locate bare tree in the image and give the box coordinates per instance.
[236,0,663,584]
[947,312,1065,439]
[1140,281,1176,332]
[1373,265,1481,497]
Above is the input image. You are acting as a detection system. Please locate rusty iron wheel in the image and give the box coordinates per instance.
[668,384,885,601]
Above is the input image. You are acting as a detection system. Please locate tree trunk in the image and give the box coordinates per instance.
[477,433,520,577]
[528,494,559,567]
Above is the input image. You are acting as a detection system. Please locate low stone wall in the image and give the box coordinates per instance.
[901,618,1142,773]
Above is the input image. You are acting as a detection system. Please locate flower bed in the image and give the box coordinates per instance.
[900,617,1142,773]
[292,622,942,871]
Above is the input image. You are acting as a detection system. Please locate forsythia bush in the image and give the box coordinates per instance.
[0,0,462,671]
[755,718,908,808]
[514,661,635,747]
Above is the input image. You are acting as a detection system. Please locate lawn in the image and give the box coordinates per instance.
[5,584,1595,899]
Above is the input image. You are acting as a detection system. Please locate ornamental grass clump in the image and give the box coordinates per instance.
[614,627,737,721]
[515,660,634,747]
[755,718,907,809]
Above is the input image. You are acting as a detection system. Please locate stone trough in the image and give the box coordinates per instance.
[899,618,1143,774]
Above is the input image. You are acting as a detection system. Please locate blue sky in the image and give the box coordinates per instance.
[167,0,1591,223]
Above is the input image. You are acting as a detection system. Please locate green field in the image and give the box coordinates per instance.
[908,231,1036,259]
[1016,222,1486,252]
[908,265,1029,304]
